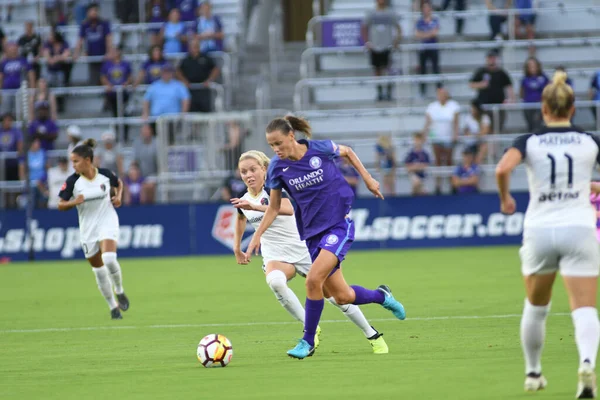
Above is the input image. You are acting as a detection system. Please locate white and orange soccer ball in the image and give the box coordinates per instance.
[197,334,233,368]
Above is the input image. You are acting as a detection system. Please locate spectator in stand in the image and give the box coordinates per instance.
[337,156,360,196]
[514,0,536,55]
[423,86,460,194]
[66,125,83,167]
[46,156,71,209]
[43,27,73,90]
[222,121,245,172]
[161,8,186,55]
[485,0,510,41]
[451,148,480,194]
[415,2,441,97]
[588,68,600,127]
[3,4,14,22]
[18,21,42,81]
[520,57,549,132]
[147,0,168,46]
[171,0,198,22]
[123,162,145,206]
[176,37,220,113]
[101,46,133,141]
[19,138,48,209]
[0,113,23,207]
[142,64,190,120]
[462,100,490,165]
[115,0,139,24]
[133,124,158,204]
[404,132,431,196]
[74,3,113,86]
[197,1,224,53]
[29,101,59,151]
[440,0,466,38]
[135,45,168,87]
[375,135,397,196]
[29,77,58,123]
[95,130,124,177]
[221,168,246,201]
[469,50,515,133]
[0,42,35,115]
[362,0,401,102]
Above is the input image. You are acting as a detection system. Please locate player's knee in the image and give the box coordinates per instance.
[333,291,354,306]
[101,252,118,268]
[305,275,323,294]
[266,270,287,295]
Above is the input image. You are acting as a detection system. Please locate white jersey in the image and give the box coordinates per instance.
[238,188,310,265]
[513,126,600,229]
[59,168,120,243]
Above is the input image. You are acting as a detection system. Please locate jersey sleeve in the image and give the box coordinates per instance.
[511,134,531,159]
[98,167,119,187]
[266,158,284,190]
[589,134,600,164]
[58,174,78,201]
[310,140,341,158]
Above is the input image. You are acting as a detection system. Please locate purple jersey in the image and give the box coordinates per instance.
[101,60,132,86]
[453,163,480,194]
[142,59,167,84]
[1,57,31,89]
[79,19,111,56]
[174,0,198,21]
[28,119,58,151]
[266,139,354,240]
[521,74,549,103]
[125,176,144,205]
[0,127,22,152]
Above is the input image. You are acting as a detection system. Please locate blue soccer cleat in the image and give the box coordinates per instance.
[377,285,406,320]
[287,339,315,359]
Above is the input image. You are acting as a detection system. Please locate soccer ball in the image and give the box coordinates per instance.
[197,334,233,368]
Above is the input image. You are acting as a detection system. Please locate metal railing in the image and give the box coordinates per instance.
[306,5,600,47]
[293,68,599,110]
[255,64,272,110]
[300,36,600,79]
[267,1,284,85]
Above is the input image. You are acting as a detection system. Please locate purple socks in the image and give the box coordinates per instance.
[302,298,324,347]
[351,285,385,305]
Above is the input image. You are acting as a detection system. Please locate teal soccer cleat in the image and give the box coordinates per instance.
[377,285,406,320]
[287,339,315,359]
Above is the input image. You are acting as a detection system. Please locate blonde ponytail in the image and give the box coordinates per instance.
[541,70,574,119]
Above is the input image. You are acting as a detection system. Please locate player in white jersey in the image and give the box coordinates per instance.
[231,150,389,354]
[496,71,599,398]
[58,139,130,320]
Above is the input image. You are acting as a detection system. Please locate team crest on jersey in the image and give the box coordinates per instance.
[325,234,339,245]
[309,156,322,169]
[261,197,269,206]
[100,184,106,192]
[212,205,254,251]
[60,182,67,191]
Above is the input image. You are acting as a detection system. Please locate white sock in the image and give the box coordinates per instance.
[266,270,305,323]
[101,252,124,295]
[327,297,377,338]
[520,299,550,374]
[93,266,118,310]
[572,306,600,369]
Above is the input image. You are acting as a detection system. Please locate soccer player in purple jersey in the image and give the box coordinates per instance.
[245,116,406,359]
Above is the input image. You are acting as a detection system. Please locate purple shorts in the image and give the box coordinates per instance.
[305,218,355,271]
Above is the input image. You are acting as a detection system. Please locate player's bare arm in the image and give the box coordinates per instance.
[339,144,384,199]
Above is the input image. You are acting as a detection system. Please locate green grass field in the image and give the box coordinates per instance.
[0,246,591,399]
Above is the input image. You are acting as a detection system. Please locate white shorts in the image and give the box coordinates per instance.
[262,253,313,278]
[81,229,119,259]
[520,226,600,277]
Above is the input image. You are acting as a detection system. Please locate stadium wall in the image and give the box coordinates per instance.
[0,193,529,261]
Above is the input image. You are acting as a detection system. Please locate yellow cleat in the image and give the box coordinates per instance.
[369,334,389,354]
[314,326,322,349]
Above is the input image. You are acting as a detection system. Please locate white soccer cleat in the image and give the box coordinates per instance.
[524,373,547,392]
[576,362,597,399]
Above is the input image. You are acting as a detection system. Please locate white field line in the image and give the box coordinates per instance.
[0,312,572,334]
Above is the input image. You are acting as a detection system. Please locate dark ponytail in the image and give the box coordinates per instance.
[71,138,96,161]
[266,115,312,139]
